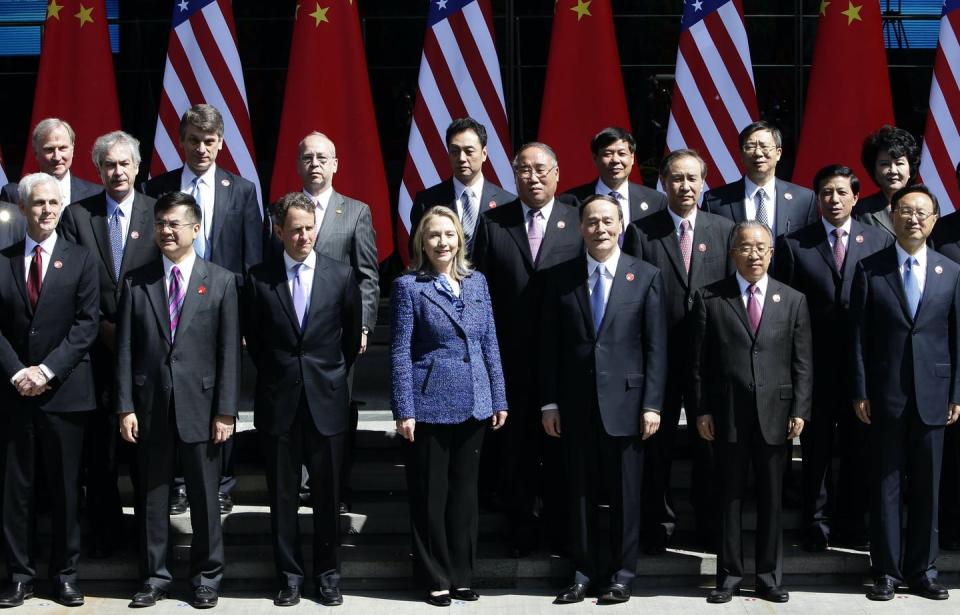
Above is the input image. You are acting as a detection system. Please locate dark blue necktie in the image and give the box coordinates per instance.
[591,264,607,334]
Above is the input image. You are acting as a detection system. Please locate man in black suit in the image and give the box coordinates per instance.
[775,165,893,553]
[540,195,667,604]
[851,185,959,602]
[115,191,241,609]
[245,193,361,607]
[408,117,515,254]
[691,221,812,604]
[702,121,818,240]
[472,142,584,554]
[622,149,735,553]
[0,173,99,607]
[142,103,261,513]
[562,126,666,224]
[58,130,159,558]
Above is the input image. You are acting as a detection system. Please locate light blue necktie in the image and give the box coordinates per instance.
[190,177,207,259]
[292,263,308,330]
[903,256,921,319]
[108,207,124,282]
[591,264,607,334]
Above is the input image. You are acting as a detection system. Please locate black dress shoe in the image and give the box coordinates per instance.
[909,580,949,600]
[317,586,343,606]
[274,586,301,607]
[53,582,84,607]
[866,578,895,601]
[169,491,188,515]
[706,586,739,604]
[191,586,218,609]
[130,584,167,608]
[450,588,479,601]
[554,583,587,604]
[756,585,789,603]
[218,492,234,514]
[802,534,828,552]
[598,583,631,603]
[426,592,451,607]
[0,582,33,607]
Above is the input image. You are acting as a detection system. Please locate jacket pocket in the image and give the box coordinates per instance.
[936,363,951,378]
[201,376,215,391]
[779,385,793,400]
[626,373,644,389]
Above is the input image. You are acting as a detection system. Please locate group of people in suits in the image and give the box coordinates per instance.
[0,107,379,609]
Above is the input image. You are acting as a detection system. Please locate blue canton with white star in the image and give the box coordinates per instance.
[171,0,217,28]
[681,0,729,31]
[427,0,476,27]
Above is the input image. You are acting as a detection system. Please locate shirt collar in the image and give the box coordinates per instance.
[586,247,620,278]
[106,190,135,218]
[521,198,554,222]
[162,250,197,281]
[745,175,776,200]
[736,271,768,297]
[25,230,58,257]
[597,178,628,198]
[821,216,852,238]
[303,186,334,210]
[453,176,484,202]
[667,205,697,232]
[895,242,927,269]
[182,164,217,187]
[283,248,317,272]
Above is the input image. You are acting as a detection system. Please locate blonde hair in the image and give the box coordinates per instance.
[409,206,473,281]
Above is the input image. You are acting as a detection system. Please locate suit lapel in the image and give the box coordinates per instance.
[812,223,841,280]
[33,239,70,314]
[316,191,342,243]
[87,194,114,278]
[120,194,153,278]
[272,255,302,336]
[774,179,793,236]
[841,220,867,279]
[730,179,748,223]
[420,280,466,335]
[479,182,499,216]
[10,242,30,314]
[880,248,913,322]
[597,255,631,338]
[303,255,331,333]
[755,279,786,339]
[144,261,172,345]
[504,205,535,268]
[210,168,230,256]
[916,252,944,322]
[722,276,755,339]
[656,212,688,287]
[568,258,594,338]
[537,204,577,268]
[173,258,208,345]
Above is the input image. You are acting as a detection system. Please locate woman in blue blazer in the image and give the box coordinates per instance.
[391,206,508,606]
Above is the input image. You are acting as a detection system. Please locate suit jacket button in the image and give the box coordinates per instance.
[29,328,37,336]
[748,383,755,391]
[162,385,170,392]
[463,356,470,363]
[295,379,301,385]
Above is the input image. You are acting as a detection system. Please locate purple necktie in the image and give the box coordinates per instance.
[292,263,308,330]
[832,228,846,271]
[609,191,625,247]
[168,266,185,341]
[679,219,692,275]
[747,283,761,333]
[527,209,543,262]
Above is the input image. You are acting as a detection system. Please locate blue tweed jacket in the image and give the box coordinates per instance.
[390,270,508,424]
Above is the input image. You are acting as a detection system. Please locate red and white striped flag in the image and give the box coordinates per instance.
[664,0,758,189]
[919,0,960,214]
[149,0,262,207]
[0,146,8,187]
[397,0,514,261]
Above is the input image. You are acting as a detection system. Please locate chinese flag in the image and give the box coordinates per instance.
[270,0,393,261]
[792,1,894,189]
[538,0,635,192]
[25,0,121,182]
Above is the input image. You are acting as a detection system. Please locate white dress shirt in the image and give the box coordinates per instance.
[12,232,59,383]
[822,217,852,253]
[283,248,317,311]
[56,172,72,206]
[896,242,927,294]
[106,191,135,251]
[303,186,333,231]
[744,176,778,237]
[667,205,697,238]
[163,251,197,300]
[181,165,217,243]
[586,247,619,306]
[736,271,769,311]
[521,198,555,234]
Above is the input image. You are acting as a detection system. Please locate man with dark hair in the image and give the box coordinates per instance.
[852,184,958,601]
[245,192,361,607]
[702,121,818,239]
[622,148,734,553]
[854,125,920,237]
[116,191,240,609]
[775,164,892,553]
[408,117,515,253]
[142,103,261,514]
[563,126,667,230]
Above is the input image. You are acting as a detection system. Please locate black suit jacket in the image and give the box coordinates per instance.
[0,238,99,413]
[540,254,667,437]
[563,179,667,222]
[243,251,361,437]
[472,199,584,407]
[409,177,515,234]
[114,257,241,443]
[1,174,103,206]
[0,202,21,250]
[775,220,892,403]
[690,275,813,444]
[850,245,960,425]
[702,177,818,237]
[142,167,262,281]
[931,209,960,263]
[852,192,895,237]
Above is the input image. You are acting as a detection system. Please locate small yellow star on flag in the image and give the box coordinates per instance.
[841,2,862,25]
[819,0,830,16]
[570,0,591,21]
[310,3,329,26]
[75,3,94,27]
[47,0,63,20]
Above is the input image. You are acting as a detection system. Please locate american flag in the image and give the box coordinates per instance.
[0,146,7,187]
[919,0,960,214]
[397,0,514,259]
[664,0,758,189]
[149,0,262,209]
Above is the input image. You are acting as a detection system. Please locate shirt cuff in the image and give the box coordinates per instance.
[541,403,558,412]
[642,407,661,414]
[9,368,27,386]
[39,364,54,381]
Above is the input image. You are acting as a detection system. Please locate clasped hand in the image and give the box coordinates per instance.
[13,366,50,397]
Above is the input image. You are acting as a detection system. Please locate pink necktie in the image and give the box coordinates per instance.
[747,283,761,333]
[832,228,846,271]
[527,209,543,262]
[679,219,692,275]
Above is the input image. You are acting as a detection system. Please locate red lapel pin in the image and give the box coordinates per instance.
[198,285,207,295]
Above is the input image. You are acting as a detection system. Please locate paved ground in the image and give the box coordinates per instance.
[13,585,960,614]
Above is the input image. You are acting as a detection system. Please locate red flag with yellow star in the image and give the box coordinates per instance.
[25,0,121,182]
[537,0,635,192]
[269,0,393,261]
[792,0,893,189]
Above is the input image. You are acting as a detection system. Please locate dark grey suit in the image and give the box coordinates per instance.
[702,178,819,238]
[563,179,667,223]
[852,192,895,238]
[409,178,515,240]
[115,257,241,591]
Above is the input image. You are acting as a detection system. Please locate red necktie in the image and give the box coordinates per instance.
[27,245,42,311]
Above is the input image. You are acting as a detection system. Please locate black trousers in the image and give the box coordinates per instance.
[2,409,88,584]
[262,402,345,589]
[939,421,960,542]
[138,399,224,590]
[82,407,125,540]
[716,429,786,590]
[564,410,644,587]
[801,395,870,541]
[405,418,485,591]
[870,405,943,584]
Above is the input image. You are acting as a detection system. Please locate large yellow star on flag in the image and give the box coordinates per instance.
[819,0,830,16]
[74,3,94,27]
[309,3,329,26]
[841,1,862,25]
[570,0,591,21]
[47,0,63,20]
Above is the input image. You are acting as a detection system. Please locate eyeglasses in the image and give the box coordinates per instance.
[895,208,935,222]
[154,220,195,231]
[514,165,556,180]
[734,245,771,256]
[300,154,334,165]
[741,143,779,156]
